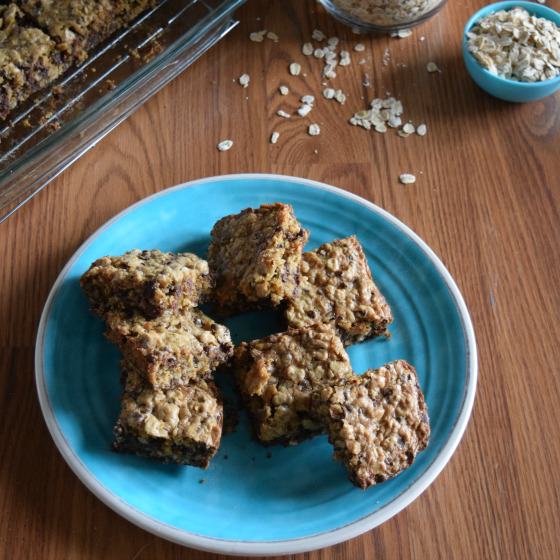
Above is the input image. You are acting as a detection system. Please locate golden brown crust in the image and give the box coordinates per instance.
[233,324,353,445]
[285,236,392,345]
[0,3,67,119]
[105,308,233,389]
[80,249,213,319]
[317,360,430,489]
[19,0,159,63]
[208,203,309,315]
[113,363,223,467]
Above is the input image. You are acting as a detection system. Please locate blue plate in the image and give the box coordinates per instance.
[35,174,477,556]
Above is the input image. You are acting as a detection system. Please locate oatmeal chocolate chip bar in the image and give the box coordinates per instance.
[80,249,213,319]
[0,3,67,119]
[19,0,159,64]
[233,324,354,445]
[113,363,223,467]
[105,308,233,389]
[317,360,430,489]
[285,236,392,345]
[208,203,309,315]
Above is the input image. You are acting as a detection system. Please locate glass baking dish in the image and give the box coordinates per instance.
[0,0,245,223]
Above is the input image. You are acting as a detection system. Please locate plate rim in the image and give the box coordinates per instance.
[35,173,478,556]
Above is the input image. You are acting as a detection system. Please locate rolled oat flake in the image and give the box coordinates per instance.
[399,173,416,184]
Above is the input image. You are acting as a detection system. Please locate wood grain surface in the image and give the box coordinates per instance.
[1,1,559,558]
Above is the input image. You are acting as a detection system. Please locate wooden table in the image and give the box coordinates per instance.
[1,1,559,558]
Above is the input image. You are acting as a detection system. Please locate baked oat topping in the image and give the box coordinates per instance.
[208,203,308,314]
[466,7,560,82]
[317,360,430,489]
[234,324,354,444]
[113,364,223,467]
[285,236,392,345]
[105,308,233,389]
[80,249,212,319]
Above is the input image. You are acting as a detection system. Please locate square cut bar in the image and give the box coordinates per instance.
[208,203,309,315]
[113,363,223,467]
[233,324,354,445]
[80,249,213,319]
[285,236,392,345]
[19,0,159,64]
[0,3,67,119]
[105,308,233,389]
[316,360,430,489]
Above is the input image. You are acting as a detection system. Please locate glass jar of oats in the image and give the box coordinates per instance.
[319,0,447,32]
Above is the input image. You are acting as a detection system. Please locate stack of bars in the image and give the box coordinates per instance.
[0,0,161,120]
[80,249,234,468]
[79,202,431,489]
[209,203,430,489]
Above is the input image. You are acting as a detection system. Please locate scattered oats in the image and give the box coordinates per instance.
[359,58,366,64]
[301,95,315,105]
[289,62,302,76]
[387,115,402,128]
[323,62,337,79]
[397,129,410,138]
[416,123,427,136]
[277,109,291,118]
[324,48,337,62]
[354,43,366,52]
[249,30,267,42]
[350,96,406,134]
[270,131,280,144]
[339,50,351,66]
[308,123,321,136]
[335,89,347,104]
[266,31,279,42]
[466,7,560,82]
[402,122,415,134]
[312,29,326,41]
[399,173,416,185]
[298,104,313,117]
[279,85,289,95]
[314,48,325,58]
[327,37,340,48]
[217,139,233,151]
[426,61,441,73]
[238,73,250,88]
[383,48,391,66]
[323,87,336,99]
[302,42,314,56]
[391,28,413,38]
